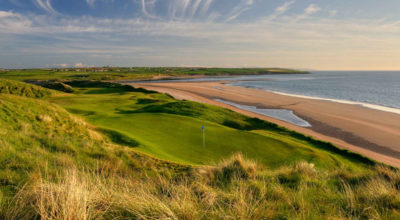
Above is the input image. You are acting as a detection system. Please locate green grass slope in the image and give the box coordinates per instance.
[1,79,400,219]
[0,78,57,98]
[0,91,188,204]
[48,82,374,171]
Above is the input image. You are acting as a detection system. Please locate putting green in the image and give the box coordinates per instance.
[48,87,370,169]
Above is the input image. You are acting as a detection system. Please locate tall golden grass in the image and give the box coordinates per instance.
[3,154,400,219]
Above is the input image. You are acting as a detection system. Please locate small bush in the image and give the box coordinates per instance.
[42,82,74,93]
[377,165,400,189]
[0,79,55,98]
[136,98,159,105]
[277,173,302,189]
[64,80,156,94]
[201,153,258,186]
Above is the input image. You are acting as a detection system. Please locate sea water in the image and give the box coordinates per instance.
[164,71,400,114]
[228,71,400,114]
[131,71,400,126]
[214,99,312,127]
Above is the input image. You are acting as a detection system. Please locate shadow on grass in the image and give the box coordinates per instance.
[64,80,157,94]
[128,101,377,166]
[96,128,140,148]
[136,98,160,104]
[67,108,96,116]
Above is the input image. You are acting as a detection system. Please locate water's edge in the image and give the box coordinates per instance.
[228,86,400,115]
[214,98,312,127]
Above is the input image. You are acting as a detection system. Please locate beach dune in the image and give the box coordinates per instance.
[129,81,400,167]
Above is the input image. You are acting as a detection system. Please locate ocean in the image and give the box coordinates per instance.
[134,71,400,127]
[227,71,400,114]
[163,71,400,114]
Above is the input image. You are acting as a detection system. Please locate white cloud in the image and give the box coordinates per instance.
[0,11,17,18]
[169,0,191,19]
[199,0,213,15]
[86,0,96,7]
[185,0,213,18]
[0,11,32,33]
[190,0,203,17]
[2,5,400,69]
[137,0,250,22]
[2,9,399,42]
[304,4,320,15]
[268,0,296,20]
[291,3,320,21]
[141,0,150,17]
[182,0,191,16]
[275,0,295,15]
[34,0,60,15]
[86,0,118,7]
[74,62,84,67]
[46,63,69,68]
[2,9,400,45]
[140,0,158,19]
[225,0,254,22]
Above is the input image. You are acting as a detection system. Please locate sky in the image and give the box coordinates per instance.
[1,0,400,70]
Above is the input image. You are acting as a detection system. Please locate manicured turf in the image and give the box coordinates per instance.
[48,85,371,170]
[92,113,317,166]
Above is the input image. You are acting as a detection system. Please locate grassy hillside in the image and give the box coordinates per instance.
[0,92,184,194]
[7,153,400,219]
[0,67,308,81]
[47,81,374,170]
[1,79,400,219]
[0,78,57,98]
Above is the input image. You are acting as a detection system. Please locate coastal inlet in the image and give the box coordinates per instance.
[214,99,311,127]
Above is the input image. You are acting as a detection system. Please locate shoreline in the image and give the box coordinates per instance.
[127,81,400,167]
[116,71,309,83]
[123,73,400,116]
[255,88,400,115]
[213,98,312,127]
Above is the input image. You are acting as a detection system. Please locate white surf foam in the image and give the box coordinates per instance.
[269,91,400,115]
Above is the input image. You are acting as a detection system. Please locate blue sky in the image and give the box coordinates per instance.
[1,0,400,70]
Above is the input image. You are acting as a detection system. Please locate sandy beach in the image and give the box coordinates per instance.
[128,81,400,167]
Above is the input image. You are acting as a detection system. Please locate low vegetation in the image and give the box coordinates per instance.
[0,87,190,216]
[3,154,400,219]
[0,78,57,98]
[1,78,399,219]
[41,81,74,93]
[0,67,308,81]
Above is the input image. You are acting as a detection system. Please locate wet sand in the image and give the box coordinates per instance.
[128,81,400,167]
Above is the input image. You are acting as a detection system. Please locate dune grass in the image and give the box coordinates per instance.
[4,154,400,219]
[0,78,57,98]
